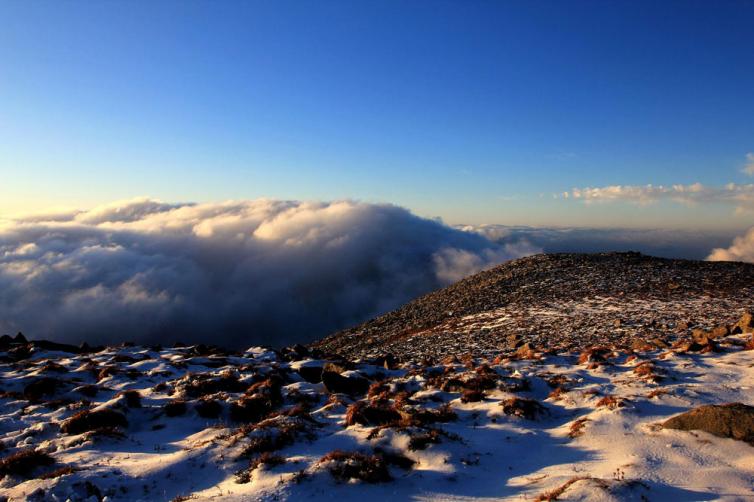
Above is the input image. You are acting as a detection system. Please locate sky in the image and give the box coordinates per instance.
[2,1,754,229]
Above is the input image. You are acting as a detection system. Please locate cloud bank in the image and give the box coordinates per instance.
[708,227,754,263]
[0,198,537,347]
[461,224,741,261]
[566,183,754,213]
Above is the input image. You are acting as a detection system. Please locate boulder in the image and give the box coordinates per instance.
[322,369,369,396]
[662,403,754,445]
[731,312,754,335]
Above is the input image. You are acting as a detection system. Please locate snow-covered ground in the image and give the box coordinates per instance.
[1,333,753,501]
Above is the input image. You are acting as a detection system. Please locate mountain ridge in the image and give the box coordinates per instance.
[312,252,754,360]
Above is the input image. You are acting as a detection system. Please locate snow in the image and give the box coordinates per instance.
[1,336,753,501]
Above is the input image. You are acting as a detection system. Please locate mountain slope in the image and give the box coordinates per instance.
[313,252,754,360]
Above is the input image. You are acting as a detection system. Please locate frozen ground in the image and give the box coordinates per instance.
[1,328,753,501]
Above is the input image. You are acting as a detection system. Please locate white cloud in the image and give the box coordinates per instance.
[0,198,536,347]
[743,153,754,176]
[567,182,754,212]
[707,227,754,263]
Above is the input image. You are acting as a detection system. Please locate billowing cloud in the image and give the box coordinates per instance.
[567,182,754,213]
[0,198,537,347]
[708,227,754,263]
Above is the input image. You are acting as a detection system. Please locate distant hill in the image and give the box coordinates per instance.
[312,252,754,360]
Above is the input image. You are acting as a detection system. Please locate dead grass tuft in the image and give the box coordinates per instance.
[0,449,55,478]
[319,450,391,483]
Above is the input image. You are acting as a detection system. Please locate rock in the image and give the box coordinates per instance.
[322,370,370,396]
[731,312,754,335]
[710,325,730,339]
[691,329,710,345]
[662,403,754,445]
[296,364,324,383]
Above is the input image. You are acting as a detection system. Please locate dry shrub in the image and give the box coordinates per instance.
[183,372,246,398]
[646,389,668,399]
[320,450,391,483]
[545,375,570,389]
[97,366,118,381]
[83,427,126,441]
[367,381,390,399]
[460,389,485,403]
[345,401,403,427]
[440,378,464,392]
[596,395,624,410]
[61,408,128,435]
[235,452,286,483]
[195,399,222,418]
[23,377,60,402]
[568,418,590,438]
[408,429,441,451]
[374,448,415,470]
[116,390,142,408]
[39,361,67,373]
[39,465,79,479]
[578,347,612,365]
[0,449,55,478]
[535,476,600,501]
[462,375,497,391]
[548,387,567,401]
[501,397,546,420]
[409,404,457,425]
[164,399,187,417]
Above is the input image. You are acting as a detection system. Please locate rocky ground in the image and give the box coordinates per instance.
[314,252,754,361]
[1,252,753,501]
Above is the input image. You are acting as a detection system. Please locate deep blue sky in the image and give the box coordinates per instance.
[2,1,754,228]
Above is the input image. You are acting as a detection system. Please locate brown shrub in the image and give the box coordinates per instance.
[39,465,79,479]
[409,404,457,425]
[462,375,497,391]
[548,387,567,401]
[23,377,60,402]
[578,347,612,365]
[568,418,590,438]
[367,381,390,399]
[195,399,222,418]
[235,452,286,483]
[460,389,485,403]
[116,390,142,408]
[0,449,55,478]
[535,476,598,501]
[345,401,403,427]
[164,400,187,417]
[183,373,246,398]
[97,366,119,381]
[61,408,128,435]
[230,395,276,423]
[596,395,624,410]
[440,377,464,392]
[408,429,441,451]
[320,450,391,483]
[500,397,546,420]
[374,448,414,469]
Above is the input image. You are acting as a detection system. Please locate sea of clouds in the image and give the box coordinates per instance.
[0,198,537,347]
[0,197,749,348]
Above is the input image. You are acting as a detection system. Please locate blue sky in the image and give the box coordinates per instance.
[2,1,754,228]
